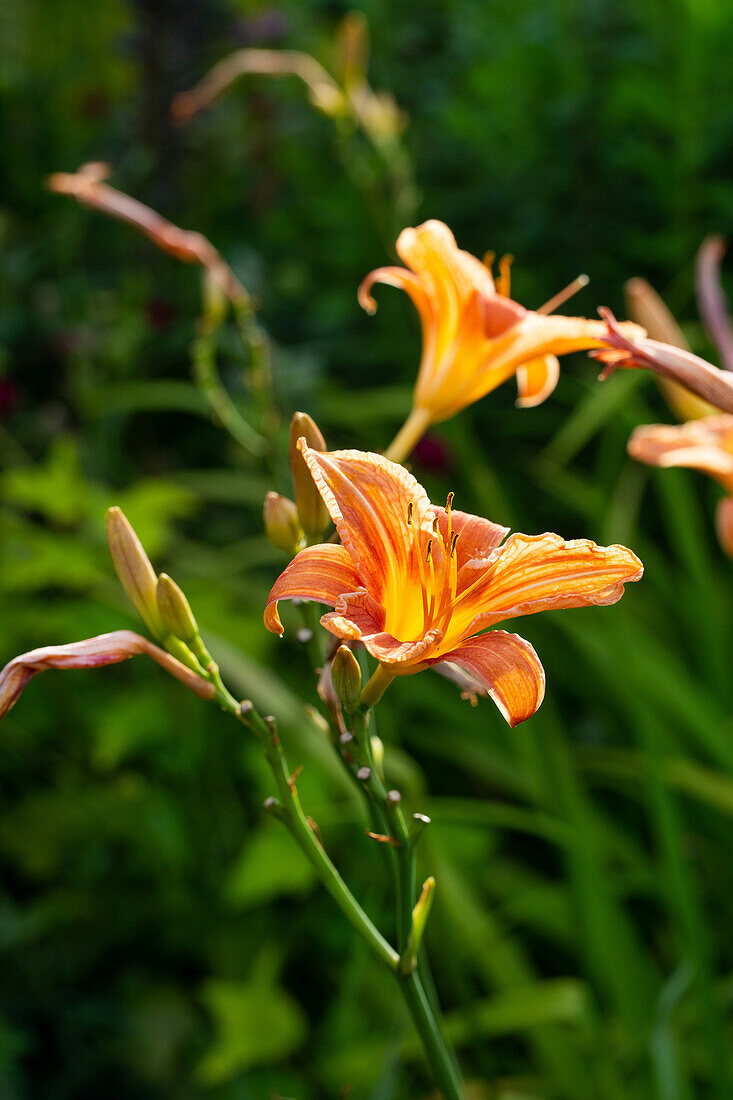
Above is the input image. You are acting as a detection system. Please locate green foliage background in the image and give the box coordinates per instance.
[4,1,733,1097]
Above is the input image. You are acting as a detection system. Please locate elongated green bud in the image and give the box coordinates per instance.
[156,573,199,644]
[400,877,435,975]
[331,645,362,712]
[106,507,166,639]
[289,412,330,539]
[263,492,303,555]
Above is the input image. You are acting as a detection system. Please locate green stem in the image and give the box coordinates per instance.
[192,301,268,457]
[383,405,432,464]
[348,707,465,1099]
[399,969,465,1100]
[209,676,398,971]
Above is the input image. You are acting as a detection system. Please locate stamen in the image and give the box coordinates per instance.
[497,254,513,297]
[482,249,495,273]
[407,501,414,526]
[446,491,454,513]
[537,273,589,316]
[450,532,459,557]
[426,540,437,623]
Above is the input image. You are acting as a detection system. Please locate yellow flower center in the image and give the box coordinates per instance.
[385,493,461,644]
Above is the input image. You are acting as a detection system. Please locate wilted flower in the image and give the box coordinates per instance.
[628,416,733,557]
[47,163,247,306]
[624,277,717,422]
[359,220,642,459]
[595,309,733,416]
[264,443,643,726]
[0,631,215,720]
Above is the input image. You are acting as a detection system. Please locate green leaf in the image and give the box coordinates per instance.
[224,828,315,908]
[197,979,306,1084]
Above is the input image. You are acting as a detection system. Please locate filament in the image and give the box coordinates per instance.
[537,273,589,315]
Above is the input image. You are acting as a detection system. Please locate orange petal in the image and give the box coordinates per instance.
[321,590,443,668]
[299,444,434,610]
[264,543,361,635]
[0,631,215,719]
[627,417,733,488]
[435,630,545,726]
[358,265,432,321]
[397,221,495,369]
[516,354,560,408]
[430,506,508,576]
[396,219,495,303]
[454,532,643,634]
[716,496,733,557]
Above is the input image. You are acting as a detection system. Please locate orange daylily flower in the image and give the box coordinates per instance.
[358,219,641,453]
[628,416,733,557]
[264,444,643,726]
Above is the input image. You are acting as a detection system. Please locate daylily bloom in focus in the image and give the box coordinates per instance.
[358,220,642,459]
[628,416,733,557]
[264,444,643,725]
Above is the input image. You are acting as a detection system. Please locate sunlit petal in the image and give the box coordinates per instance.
[434,630,546,726]
[628,417,733,488]
[454,532,643,635]
[516,354,560,408]
[321,590,443,667]
[264,543,361,635]
[299,444,434,610]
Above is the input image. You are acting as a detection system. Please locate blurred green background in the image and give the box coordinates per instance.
[4,1,733,1097]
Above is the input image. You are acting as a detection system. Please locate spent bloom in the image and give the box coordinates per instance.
[359,219,642,454]
[0,632,215,720]
[265,443,643,726]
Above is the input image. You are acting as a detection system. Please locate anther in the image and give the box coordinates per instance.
[451,532,459,557]
[407,502,413,526]
[446,491,454,512]
[425,539,433,563]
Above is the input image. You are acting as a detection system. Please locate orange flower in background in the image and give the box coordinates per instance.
[628,416,733,557]
[264,444,643,726]
[359,220,642,457]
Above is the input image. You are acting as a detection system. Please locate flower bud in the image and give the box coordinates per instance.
[371,735,385,780]
[106,507,166,639]
[289,412,330,539]
[156,573,199,644]
[400,877,435,974]
[331,645,362,712]
[263,492,303,555]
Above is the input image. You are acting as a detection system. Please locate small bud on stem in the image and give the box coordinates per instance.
[331,646,363,712]
[263,491,303,554]
[106,507,167,640]
[156,573,199,644]
[400,877,436,975]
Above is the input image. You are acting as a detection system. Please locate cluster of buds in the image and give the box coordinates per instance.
[263,411,331,555]
[106,507,209,675]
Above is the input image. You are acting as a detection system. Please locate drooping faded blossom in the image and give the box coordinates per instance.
[628,416,733,557]
[0,632,215,721]
[264,443,643,726]
[359,220,642,456]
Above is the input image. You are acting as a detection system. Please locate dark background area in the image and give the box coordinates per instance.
[4,1,733,1097]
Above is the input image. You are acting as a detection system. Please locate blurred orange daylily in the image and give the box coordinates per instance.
[628,416,733,557]
[265,444,643,726]
[359,220,641,457]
